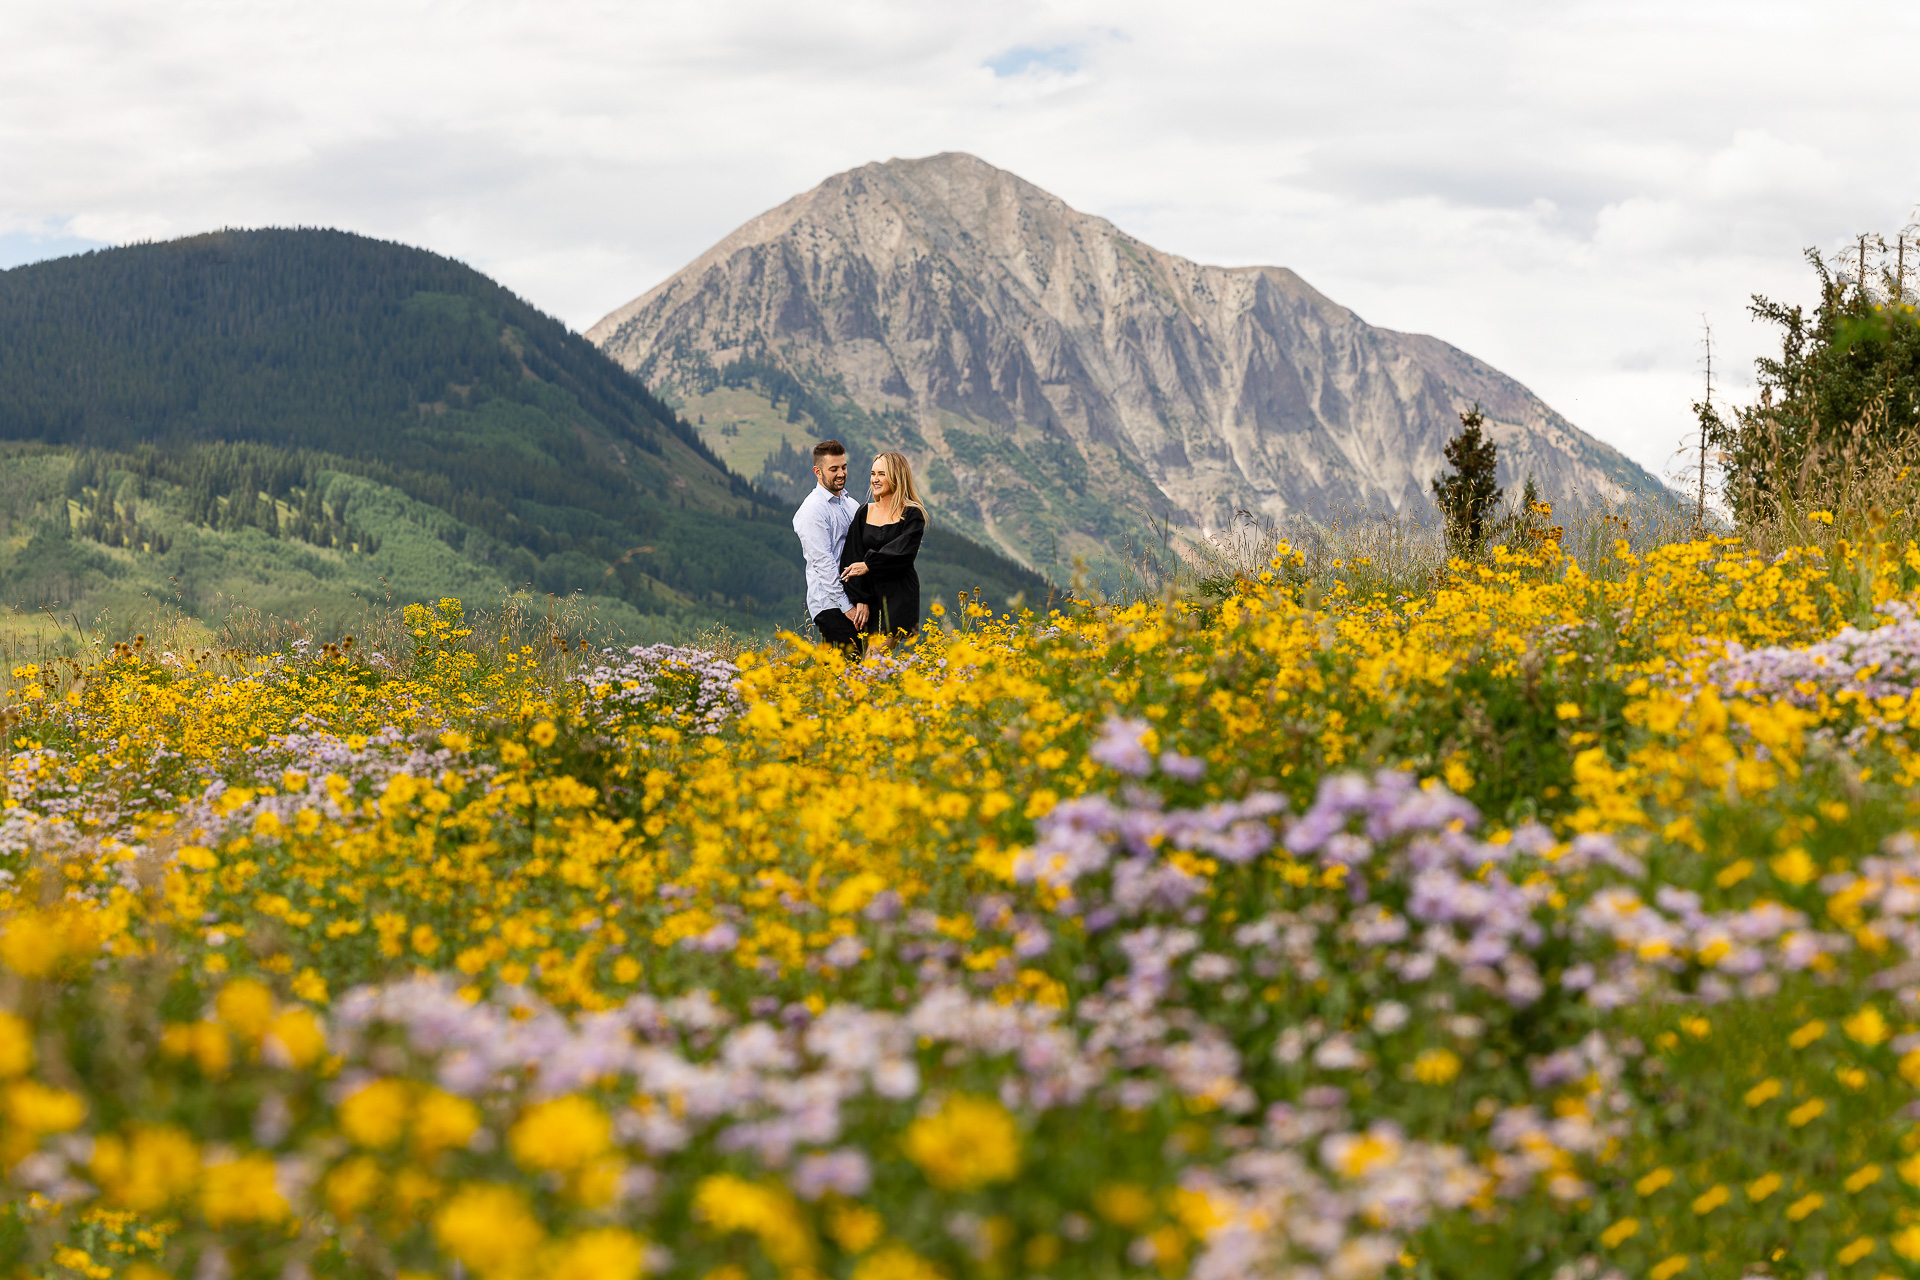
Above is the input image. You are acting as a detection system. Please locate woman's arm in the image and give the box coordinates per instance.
[839,507,874,599]
[860,509,925,572]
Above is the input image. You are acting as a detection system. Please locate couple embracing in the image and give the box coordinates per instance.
[790,439,927,650]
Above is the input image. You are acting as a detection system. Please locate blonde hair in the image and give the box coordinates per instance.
[872,451,929,524]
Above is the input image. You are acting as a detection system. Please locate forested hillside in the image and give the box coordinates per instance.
[0,230,1049,635]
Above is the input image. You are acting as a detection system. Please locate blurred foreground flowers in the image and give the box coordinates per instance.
[6,541,1920,1279]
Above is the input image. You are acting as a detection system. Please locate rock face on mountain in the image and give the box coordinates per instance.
[590,152,1662,567]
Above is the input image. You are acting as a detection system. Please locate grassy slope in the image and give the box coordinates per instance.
[671,364,1152,592]
[0,449,681,643]
[673,386,823,480]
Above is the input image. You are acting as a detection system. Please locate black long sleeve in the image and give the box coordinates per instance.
[840,506,875,605]
[862,509,924,573]
[838,504,925,636]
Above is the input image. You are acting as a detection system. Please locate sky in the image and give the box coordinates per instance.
[4,0,1917,483]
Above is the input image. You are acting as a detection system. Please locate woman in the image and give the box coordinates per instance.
[839,450,927,639]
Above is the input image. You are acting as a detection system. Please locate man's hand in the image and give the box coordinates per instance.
[840,561,870,580]
[845,603,869,629]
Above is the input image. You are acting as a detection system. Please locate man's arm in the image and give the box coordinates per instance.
[796,502,854,614]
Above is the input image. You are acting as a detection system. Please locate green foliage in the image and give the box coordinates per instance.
[1431,403,1500,558]
[1714,248,1920,521]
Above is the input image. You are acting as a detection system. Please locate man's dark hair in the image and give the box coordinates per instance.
[811,440,846,463]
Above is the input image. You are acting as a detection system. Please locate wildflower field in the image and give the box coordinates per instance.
[8,530,1920,1280]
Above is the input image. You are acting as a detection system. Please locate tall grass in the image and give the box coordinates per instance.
[1709,396,1920,624]
[0,580,771,690]
[1076,486,1704,609]
[0,599,213,667]
[1731,394,1920,554]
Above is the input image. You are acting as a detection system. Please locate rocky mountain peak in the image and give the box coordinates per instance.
[590,155,1663,570]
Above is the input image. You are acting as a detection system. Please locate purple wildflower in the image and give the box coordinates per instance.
[1090,717,1154,776]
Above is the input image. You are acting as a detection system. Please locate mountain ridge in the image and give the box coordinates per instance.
[0,228,1049,631]
[590,152,1665,569]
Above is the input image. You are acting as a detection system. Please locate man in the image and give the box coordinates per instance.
[791,439,868,646]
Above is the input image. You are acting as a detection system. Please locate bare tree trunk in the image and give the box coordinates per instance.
[1697,319,1713,536]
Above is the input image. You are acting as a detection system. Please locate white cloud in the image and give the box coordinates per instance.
[2,0,1916,477]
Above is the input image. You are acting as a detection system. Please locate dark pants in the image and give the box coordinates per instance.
[813,608,860,649]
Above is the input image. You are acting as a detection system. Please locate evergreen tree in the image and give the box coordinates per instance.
[1432,404,1500,559]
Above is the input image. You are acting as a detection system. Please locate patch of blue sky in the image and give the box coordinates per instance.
[984,45,1080,78]
[0,229,110,271]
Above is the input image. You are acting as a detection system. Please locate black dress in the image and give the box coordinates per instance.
[840,504,925,637]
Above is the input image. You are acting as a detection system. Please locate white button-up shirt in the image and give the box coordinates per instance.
[792,483,857,618]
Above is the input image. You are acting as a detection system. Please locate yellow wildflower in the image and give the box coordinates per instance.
[509,1095,611,1173]
[1635,1168,1672,1196]
[1788,1019,1827,1049]
[827,1202,884,1254]
[6,1079,86,1133]
[91,1126,200,1211]
[851,1244,946,1280]
[903,1094,1021,1190]
[1786,1192,1823,1221]
[1,909,83,977]
[435,1184,546,1278]
[544,1229,647,1280]
[1325,1127,1403,1179]
[200,1153,289,1226]
[414,1088,482,1156]
[828,871,888,914]
[1771,848,1817,887]
[1409,1047,1461,1085]
[264,1007,326,1068]
[326,1156,383,1218]
[339,1078,411,1148]
[691,1174,814,1269]
[1847,1164,1883,1192]
[291,968,329,1004]
[1787,1098,1826,1127]
[1093,1182,1157,1228]
[0,1012,33,1077]
[1844,1005,1889,1046]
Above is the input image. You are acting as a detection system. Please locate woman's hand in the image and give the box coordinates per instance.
[840,561,870,580]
